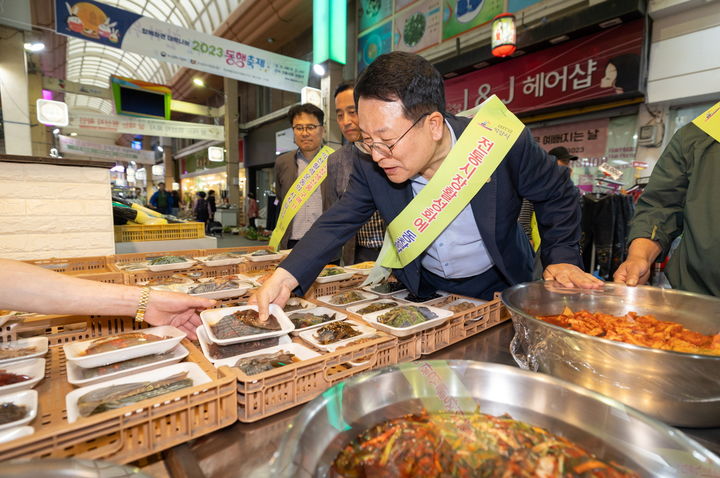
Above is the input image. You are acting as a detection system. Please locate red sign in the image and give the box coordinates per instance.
[530,118,608,158]
[445,19,644,115]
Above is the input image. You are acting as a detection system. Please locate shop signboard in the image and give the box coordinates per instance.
[358,21,393,73]
[606,115,638,164]
[530,118,609,159]
[68,110,224,141]
[55,0,309,93]
[393,0,441,53]
[442,0,503,41]
[445,19,644,115]
[58,135,155,164]
[358,0,393,33]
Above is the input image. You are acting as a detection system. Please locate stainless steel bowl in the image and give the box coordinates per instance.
[271,360,720,477]
[502,281,720,428]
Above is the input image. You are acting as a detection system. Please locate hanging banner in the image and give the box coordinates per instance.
[445,19,644,115]
[58,135,155,164]
[530,118,609,159]
[68,110,224,141]
[55,0,309,93]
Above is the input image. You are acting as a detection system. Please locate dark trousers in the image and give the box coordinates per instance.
[580,194,634,280]
[354,245,381,263]
[249,217,257,228]
[419,266,510,301]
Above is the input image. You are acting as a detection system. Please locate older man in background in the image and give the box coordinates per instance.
[324,81,385,264]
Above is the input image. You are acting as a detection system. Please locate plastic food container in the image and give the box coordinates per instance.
[297,320,376,352]
[0,389,37,432]
[200,305,295,345]
[65,362,212,423]
[361,304,453,338]
[63,326,186,369]
[288,307,347,336]
[196,326,292,365]
[0,358,45,393]
[0,337,49,365]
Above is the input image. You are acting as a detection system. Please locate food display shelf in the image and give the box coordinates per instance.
[0,315,237,464]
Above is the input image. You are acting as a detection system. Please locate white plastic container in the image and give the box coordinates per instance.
[0,337,49,365]
[65,362,211,423]
[196,326,292,365]
[63,326,186,369]
[362,304,453,338]
[297,320,377,352]
[200,305,295,345]
[0,358,45,393]
[0,389,37,431]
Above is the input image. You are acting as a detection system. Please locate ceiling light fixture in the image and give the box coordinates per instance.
[193,78,205,87]
[52,128,60,135]
[24,41,45,52]
[157,146,164,153]
[70,132,78,136]
[312,63,326,76]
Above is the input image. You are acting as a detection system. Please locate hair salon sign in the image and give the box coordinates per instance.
[444,20,644,115]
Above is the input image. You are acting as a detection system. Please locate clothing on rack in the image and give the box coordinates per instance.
[580,193,634,280]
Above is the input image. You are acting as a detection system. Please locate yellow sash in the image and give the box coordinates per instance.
[268,146,334,251]
[378,96,525,269]
[692,101,720,143]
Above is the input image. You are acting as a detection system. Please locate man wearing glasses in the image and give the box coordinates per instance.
[254,52,599,314]
[274,103,329,249]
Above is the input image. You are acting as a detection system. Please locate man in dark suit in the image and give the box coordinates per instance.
[253,52,600,313]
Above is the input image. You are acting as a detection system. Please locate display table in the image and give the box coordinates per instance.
[115,236,217,253]
[162,322,720,478]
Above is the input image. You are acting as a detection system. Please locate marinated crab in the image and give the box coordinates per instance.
[211,309,280,340]
[314,322,361,345]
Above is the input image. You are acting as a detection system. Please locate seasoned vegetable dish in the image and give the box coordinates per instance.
[332,410,639,477]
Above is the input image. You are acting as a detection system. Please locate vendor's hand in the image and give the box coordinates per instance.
[248,267,299,322]
[543,263,603,289]
[144,290,216,340]
[613,257,652,286]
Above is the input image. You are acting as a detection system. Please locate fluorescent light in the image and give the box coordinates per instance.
[313,63,326,76]
[549,35,569,44]
[69,132,78,136]
[599,18,622,28]
[52,128,60,135]
[157,146,164,153]
[193,78,205,87]
[24,42,45,52]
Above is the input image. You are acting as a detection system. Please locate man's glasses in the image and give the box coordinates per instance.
[292,124,322,133]
[354,113,428,157]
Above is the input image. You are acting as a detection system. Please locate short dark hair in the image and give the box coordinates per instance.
[334,81,355,99]
[355,52,446,121]
[197,191,206,198]
[288,103,324,126]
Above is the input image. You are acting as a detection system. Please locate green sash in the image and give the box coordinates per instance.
[268,146,334,251]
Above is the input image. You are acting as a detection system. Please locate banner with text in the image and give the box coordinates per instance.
[68,110,224,141]
[59,135,155,164]
[56,0,309,93]
[445,19,644,115]
[530,118,608,159]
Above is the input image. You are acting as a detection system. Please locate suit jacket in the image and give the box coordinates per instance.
[281,115,583,296]
[323,142,378,265]
[274,148,333,250]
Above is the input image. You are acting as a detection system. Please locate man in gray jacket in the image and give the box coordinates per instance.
[274,103,331,249]
[323,82,385,264]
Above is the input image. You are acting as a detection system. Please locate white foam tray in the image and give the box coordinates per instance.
[346,299,403,318]
[213,341,321,371]
[0,358,45,394]
[0,337,48,366]
[66,345,189,387]
[197,326,292,365]
[200,305,294,345]
[298,319,377,352]
[193,255,245,267]
[246,252,283,262]
[147,259,196,272]
[0,425,33,444]
[0,389,37,431]
[391,290,449,303]
[288,307,347,336]
[63,326,186,369]
[315,290,378,308]
[362,304,454,338]
[315,268,354,283]
[65,362,211,423]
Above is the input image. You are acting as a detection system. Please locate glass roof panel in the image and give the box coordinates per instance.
[65,0,242,113]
